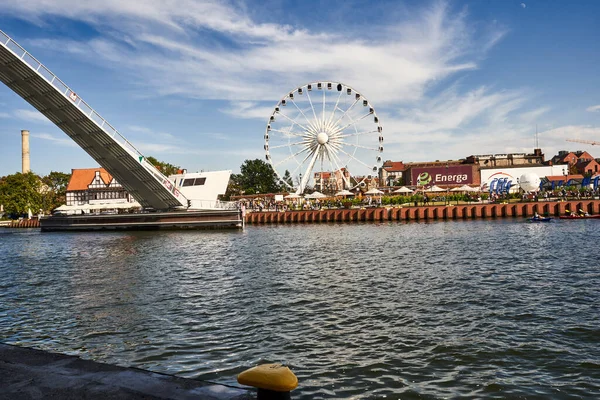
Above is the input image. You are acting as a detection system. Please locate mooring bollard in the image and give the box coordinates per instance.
[237,363,298,400]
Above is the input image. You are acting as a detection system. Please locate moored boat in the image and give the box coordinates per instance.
[559,214,600,219]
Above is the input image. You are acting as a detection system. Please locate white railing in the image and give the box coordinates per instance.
[0,30,184,203]
[189,200,239,210]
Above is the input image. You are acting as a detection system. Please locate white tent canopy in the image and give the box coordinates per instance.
[305,191,326,199]
[284,193,302,199]
[364,188,384,195]
[89,202,142,210]
[425,185,445,192]
[393,186,413,193]
[335,190,354,196]
[53,202,141,213]
[450,185,479,192]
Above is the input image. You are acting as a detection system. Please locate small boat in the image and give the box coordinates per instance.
[559,214,600,220]
[528,216,553,222]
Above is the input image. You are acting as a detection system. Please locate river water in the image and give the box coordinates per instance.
[1,220,599,399]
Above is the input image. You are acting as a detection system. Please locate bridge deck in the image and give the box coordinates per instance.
[0,30,187,210]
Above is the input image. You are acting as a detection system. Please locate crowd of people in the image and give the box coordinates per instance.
[237,187,600,212]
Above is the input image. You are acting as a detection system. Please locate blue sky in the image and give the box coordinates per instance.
[0,0,599,178]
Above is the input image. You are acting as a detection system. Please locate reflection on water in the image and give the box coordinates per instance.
[1,220,599,399]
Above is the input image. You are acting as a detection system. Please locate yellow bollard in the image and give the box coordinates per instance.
[237,363,298,400]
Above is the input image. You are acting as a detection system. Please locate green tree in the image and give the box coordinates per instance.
[223,173,243,200]
[238,159,282,194]
[0,172,43,216]
[41,171,71,212]
[146,156,180,176]
[282,170,293,189]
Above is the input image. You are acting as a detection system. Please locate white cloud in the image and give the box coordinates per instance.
[586,105,600,112]
[539,125,600,148]
[14,109,51,124]
[125,125,176,140]
[4,0,503,105]
[220,102,277,120]
[126,125,152,134]
[7,0,593,172]
[384,85,527,140]
[136,143,180,154]
[521,3,526,9]
[518,107,551,123]
[31,133,78,147]
[0,112,10,118]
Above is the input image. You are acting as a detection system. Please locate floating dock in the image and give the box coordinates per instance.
[39,209,243,231]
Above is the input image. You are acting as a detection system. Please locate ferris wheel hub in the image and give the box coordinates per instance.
[316,131,329,145]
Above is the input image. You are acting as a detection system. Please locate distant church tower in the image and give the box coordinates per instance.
[21,129,30,173]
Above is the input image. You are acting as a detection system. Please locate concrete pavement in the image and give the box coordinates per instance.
[0,343,253,400]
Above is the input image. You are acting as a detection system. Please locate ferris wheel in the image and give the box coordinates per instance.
[264,82,384,194]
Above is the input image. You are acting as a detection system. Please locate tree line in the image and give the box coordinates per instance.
[0,171,71,217]
[0,158,288,218]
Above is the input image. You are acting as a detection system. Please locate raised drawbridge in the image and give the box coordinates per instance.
[0,30,188,210]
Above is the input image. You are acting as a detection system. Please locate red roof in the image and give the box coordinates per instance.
[315,171,332,179]
[383,161,405,172]
[545,174,583,182]
[66,168,113,191]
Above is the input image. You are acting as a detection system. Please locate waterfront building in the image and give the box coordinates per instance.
[379,161,406,187]
[313,168,350,193]
[353,175,379,191]
[367,148,596,194]
[574,158,600,176]
[549,150,594,167]
[480,165,568,192]
[403,161,480,187]
[465,148,545,167]
[61,167,139,213]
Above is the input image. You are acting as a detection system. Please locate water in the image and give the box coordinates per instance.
[1,220,599,399]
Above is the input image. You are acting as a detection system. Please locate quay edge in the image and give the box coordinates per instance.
[244,200,600,224]
[0,343,252,400]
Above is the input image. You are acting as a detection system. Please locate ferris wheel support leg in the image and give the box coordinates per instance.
[297,150,320,195]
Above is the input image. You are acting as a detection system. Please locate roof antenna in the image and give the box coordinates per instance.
[535,124,539,148]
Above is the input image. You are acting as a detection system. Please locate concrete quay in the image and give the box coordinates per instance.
[245,199,600,224]
[0,343,252,400]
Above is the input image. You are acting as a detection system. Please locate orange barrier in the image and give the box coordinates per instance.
[245,200,600,224]
[7,219,41,228]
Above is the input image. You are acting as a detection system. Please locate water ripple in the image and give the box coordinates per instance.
[1,220,599,399]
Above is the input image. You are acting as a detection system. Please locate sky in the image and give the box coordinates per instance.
[0,0,599,178]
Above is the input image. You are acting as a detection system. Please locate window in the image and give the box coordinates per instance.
[182,177,206,186]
